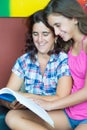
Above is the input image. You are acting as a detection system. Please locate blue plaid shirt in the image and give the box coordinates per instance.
[12,52,71,96]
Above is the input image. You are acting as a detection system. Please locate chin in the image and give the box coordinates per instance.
[63,37,70,42]
[39,51,46,55]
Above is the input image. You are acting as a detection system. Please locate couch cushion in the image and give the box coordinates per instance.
[0,106,10,130]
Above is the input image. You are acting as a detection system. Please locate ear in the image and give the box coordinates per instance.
[55,37,58,44]
[73,18,78,24]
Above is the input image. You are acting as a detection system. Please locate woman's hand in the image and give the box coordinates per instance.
[0,99,12,109]
[9,100,26,109]
[0,99,26,110]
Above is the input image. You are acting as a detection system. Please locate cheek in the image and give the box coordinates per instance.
[62,25,71,34]
[33,36,38,42]
[49,34,55,41]
[64,21,75,33]
[66,26,74,36]
[32,39,38,47]
[49,38,55,47]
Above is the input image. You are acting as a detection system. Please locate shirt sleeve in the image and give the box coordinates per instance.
[12,57,25,79]
[57,52,71,79]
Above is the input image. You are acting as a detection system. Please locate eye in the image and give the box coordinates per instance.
[54,23,60,28]
[56,24,60,28]
[43,32,50,36]
[32,32,38,36]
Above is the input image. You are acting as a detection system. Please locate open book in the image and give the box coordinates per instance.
[0,88,54,127]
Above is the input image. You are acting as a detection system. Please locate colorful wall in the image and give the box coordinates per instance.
[0,18,27,88]
[0,0,50,17]
[0,0,86,17]
[78,0,87,13]
[0,0,87,88]
[0,0,50,88]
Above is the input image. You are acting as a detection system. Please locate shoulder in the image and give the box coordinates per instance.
[16,53,31,63]
[58,52,68,59]
[84,37,87,53]
[18,53,30,60]
[53,52,68,64]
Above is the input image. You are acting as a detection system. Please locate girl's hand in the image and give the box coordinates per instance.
[34,99,51,111]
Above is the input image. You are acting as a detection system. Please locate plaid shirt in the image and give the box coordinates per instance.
[12,52,71,96]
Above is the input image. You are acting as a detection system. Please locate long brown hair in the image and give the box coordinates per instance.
[44,0,87,52]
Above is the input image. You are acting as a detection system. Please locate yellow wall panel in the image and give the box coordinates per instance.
[10,0,50,17]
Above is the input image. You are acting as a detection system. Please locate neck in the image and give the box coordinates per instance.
[73,29,84,44]
[38,53,50,60]
[37,53,50,75]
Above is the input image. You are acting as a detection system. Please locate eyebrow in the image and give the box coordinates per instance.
[54,23,60,25]
[42,31,50,33]
[32,31,50,33]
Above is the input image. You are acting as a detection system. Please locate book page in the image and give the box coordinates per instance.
[0,88,54,127]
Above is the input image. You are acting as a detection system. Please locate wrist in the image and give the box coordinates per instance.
[0,99,5,105]
[47,101,54,111]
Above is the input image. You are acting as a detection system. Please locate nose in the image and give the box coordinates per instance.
[54,27,60,36]
[38,34,43,42]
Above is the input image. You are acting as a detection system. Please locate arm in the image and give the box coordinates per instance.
[22,75,72,101]
[50,37,87,108]
[51,72,87,110]
[6,52,72,101]
[24,53,72,101]
[36,72,87,111]
[6,72,72,101]
[6,72,24,91]
[0,72,24,108]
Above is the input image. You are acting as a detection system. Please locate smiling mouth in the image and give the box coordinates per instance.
[59,35,64,39]
[39,43,47,46]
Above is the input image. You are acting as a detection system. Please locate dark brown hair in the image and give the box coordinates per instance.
[25,10,66,61]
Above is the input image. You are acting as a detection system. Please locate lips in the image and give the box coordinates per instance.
[59,34,64,39]
[39,43,46,46]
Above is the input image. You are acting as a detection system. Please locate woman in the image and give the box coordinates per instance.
[35,0,87,130]
[4,10,72,130]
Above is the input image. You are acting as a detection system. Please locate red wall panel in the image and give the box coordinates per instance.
[0,18,27,88]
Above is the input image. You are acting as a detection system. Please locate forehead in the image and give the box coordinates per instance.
[32,21,50,31]
[47,13,67,26]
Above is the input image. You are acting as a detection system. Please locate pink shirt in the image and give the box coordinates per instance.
[65,36,87,120]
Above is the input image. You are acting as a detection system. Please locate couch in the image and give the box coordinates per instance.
[0,106,10,130]
[0,85,25,130]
